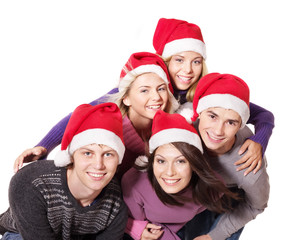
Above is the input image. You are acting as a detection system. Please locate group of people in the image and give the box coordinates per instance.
[0,18,273,240]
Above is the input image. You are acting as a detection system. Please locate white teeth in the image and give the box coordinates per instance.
[89,173,104,177]
[148,105,161,109]
[164,179,179,184]
[178,76,192,82]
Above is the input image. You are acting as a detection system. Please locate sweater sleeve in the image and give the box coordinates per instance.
[8,167,57,239]
[35,88,118,157]
[247,102,275,155]
[208,158,270,240]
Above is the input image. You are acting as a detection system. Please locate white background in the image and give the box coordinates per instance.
[0,1,282,239]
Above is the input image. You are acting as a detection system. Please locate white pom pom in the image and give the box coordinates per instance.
[176,102,194,123]
[54,150,71,167]
[135,155,148,172]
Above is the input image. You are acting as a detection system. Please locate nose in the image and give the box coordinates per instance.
[166,163,175,177]
[150,89,162,101]
[92,156,106,170]
[214,121,225,136]
[182,62,192,74]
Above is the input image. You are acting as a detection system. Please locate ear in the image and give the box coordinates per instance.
[123,96,131,107]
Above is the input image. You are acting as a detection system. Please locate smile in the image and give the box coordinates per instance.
[88,172,106,179]
[163,178,180,185]
[207,132,225,143]
[178,75,193,84]
[146,104,162,110]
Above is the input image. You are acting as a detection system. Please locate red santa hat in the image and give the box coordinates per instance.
[54,103,125,167]
[119,52,174,94]
[192,73,250,128]
[149,110,203,153]
[153,18,206,59]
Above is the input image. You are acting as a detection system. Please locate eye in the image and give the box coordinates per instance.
[193,59,202,65]
[176,159,187,164]
[227,120,238,126]
[158,86,166,92]
[155,158,165,164]
[175,58,183,63]
[104,152,114,158]
[140,88,148,93]
[84,151,92,157]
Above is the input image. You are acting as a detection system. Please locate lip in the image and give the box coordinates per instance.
[207,132,225,143]
[146,104,162,111]
[177,75,193,84]
[162,178,181,186]
[87,172,106,181]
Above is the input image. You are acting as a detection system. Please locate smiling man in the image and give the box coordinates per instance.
[0,103,127,240]
[189,73,270,240]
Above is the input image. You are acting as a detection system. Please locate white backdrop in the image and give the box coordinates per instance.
[0,1,282,239]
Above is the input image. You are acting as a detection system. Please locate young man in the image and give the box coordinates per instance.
[189,73,270,240]
[0,103,127,240]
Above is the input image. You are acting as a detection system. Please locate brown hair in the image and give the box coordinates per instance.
[146,142,239,213]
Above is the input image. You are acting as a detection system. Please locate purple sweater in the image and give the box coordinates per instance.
[36,88,274,159]
[121,168,206,240]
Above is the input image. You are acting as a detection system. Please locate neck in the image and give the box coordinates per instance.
[127,112,152,141]
[67,169,101,207]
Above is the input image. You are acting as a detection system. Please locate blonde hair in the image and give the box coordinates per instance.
[162,55,209,102]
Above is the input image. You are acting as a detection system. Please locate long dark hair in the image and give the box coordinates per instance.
[146,142,239,213]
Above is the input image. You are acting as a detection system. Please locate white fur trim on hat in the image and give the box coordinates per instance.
[163,38,206,59]
[54,150,71,167]
[135,155,148,172]
[119,64,168,92]
[54,129,125,167]
[176,102,194,123]
[196,94,250,128]
[149,128,203,153]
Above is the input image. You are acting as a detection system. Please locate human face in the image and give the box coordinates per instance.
[198,107,242,156]
[70,144,119,196]
[168,51,203,90]
[123,72,169,123]
[153,143,192,194]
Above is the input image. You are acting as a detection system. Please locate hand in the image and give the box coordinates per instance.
[141,223,163,240]
[14,146,47,173]
[194,234,212,240]
[234,139,262,176]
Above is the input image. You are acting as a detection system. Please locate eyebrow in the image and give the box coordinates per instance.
[138,83,166,89]
[154,154,185,160]
[207,110,241,123]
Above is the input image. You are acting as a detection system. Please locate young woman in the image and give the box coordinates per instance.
[13,52,178,180]
[0,103,128,240]
[152,18,274,176]
[121,110,237,240]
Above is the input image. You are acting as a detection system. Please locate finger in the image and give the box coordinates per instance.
[244,160,258,176]
[234,155,248,166]
[236,158,254,171]
[147,223,162,230]
[253,160,262,174]
[238,140,250,155]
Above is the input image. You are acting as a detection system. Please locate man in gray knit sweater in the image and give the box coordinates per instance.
[0,103,127,240]
[188,73,270,240]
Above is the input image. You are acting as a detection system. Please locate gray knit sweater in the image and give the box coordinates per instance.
[0,160,127,240]
[206,126,270,240]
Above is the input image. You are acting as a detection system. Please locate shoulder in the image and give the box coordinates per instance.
[121,168,150,194]
[10,161,63,193]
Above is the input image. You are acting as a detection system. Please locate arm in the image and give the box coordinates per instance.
[14,88,118,171]
[208,162,270,240]
[235,102,274,174]
[96,201,128,240]
[36,88,119,156]
[247,102,274,155]
[9,169,57,239]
